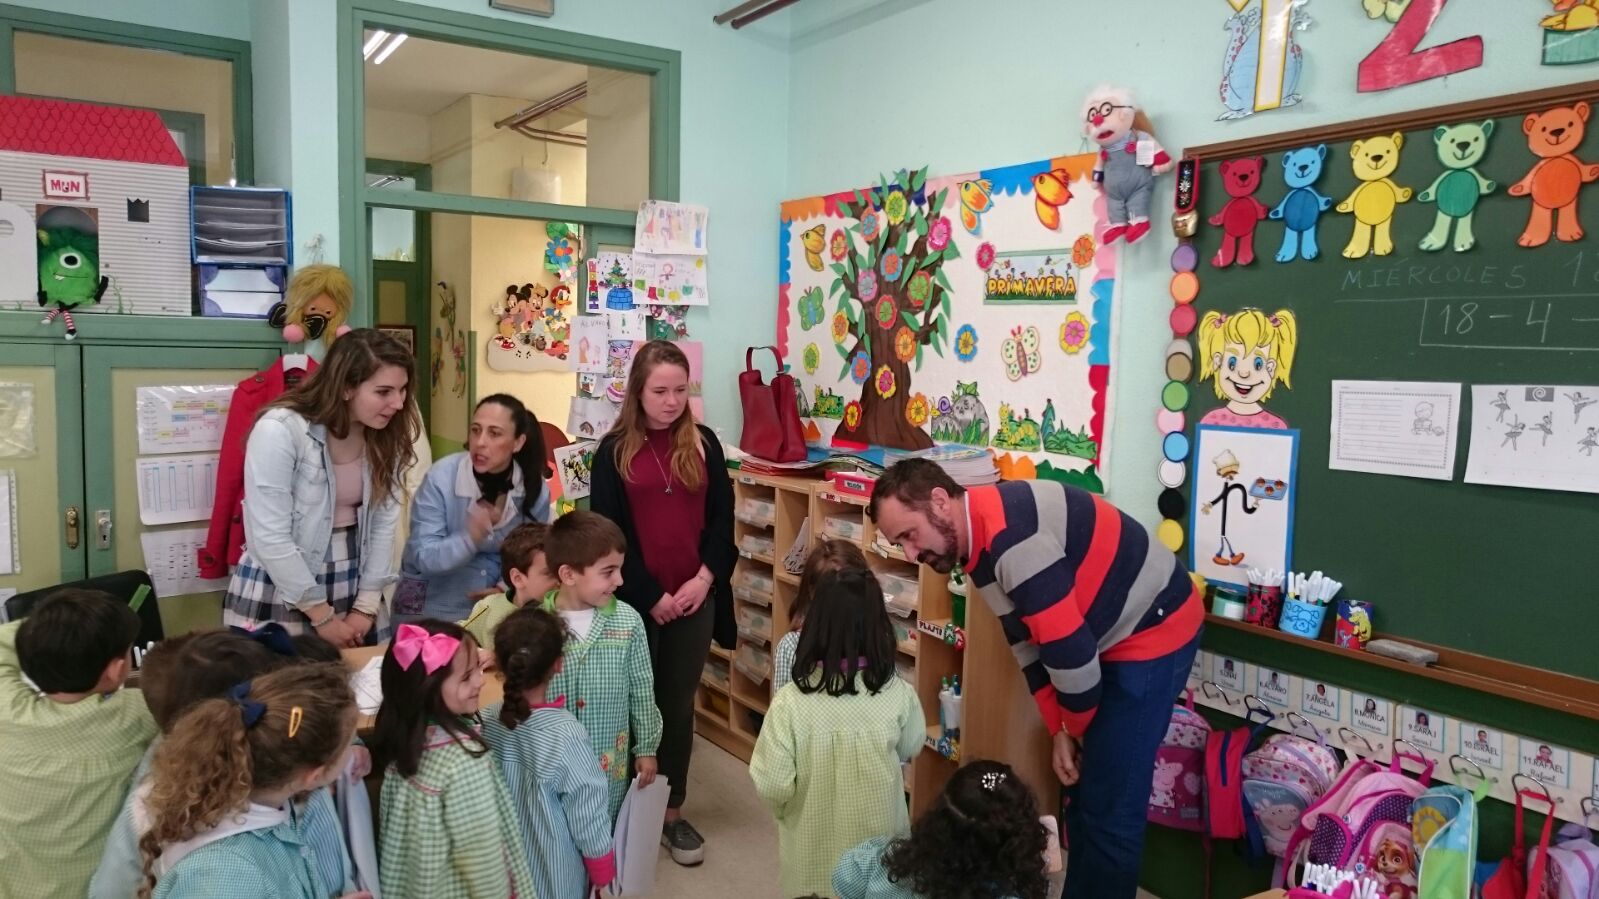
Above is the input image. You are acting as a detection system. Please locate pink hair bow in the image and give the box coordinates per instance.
[393,624,461,674]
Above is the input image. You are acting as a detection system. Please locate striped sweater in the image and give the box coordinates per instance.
[963,480,1202,738]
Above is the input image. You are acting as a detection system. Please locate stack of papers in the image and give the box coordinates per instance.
[611,776,670,895]
[350,655,384,715]
[883,444,1000,486]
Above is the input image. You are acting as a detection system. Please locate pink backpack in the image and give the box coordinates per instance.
[1280,751,1434,891]
[1529,823,1599,899]
[1147,691,1210,833]
[1242,732,1343,857]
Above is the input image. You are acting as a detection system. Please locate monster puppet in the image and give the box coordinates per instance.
[1084,85,1175,244]
[36,227,108,340]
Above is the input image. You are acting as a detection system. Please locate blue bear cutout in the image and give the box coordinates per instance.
[1268,145,1333,263]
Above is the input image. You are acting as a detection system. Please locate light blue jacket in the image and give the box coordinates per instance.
[241,407,402,615]
[402,451,550,621]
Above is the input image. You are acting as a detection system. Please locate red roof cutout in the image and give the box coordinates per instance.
[0,96,185,168]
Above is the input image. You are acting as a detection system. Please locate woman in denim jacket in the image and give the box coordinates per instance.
[398,394,551,622]
[222,329,420,647]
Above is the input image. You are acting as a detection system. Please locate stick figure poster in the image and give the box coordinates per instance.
[1190,424,1299,591]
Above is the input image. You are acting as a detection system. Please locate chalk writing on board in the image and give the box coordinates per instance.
[1421,296,1598,352]
[1340,262,1530,293]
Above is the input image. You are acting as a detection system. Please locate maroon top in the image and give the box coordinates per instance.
[622,428,708,595]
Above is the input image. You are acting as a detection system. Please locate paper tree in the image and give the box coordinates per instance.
[827,166,957,451]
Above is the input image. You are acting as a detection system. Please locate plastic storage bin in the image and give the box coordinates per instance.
[737,606,773,643]
[736,642,772,684]
[703,657,730,690]
[736,497,776,528]
[732,568,774,605]
[823,514,866,543]
[738,533,776,558]
[879,571,920,617]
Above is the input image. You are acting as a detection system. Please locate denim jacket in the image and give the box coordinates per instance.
[401,451,551,621]
[240,407,402,614]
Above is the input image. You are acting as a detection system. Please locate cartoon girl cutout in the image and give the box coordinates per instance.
[1197,309,1298,429]
[1201,448,1258,566]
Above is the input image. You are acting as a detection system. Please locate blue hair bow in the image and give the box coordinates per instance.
[228,680,267,729]
[229,623,299,658]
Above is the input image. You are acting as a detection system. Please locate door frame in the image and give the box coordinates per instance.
[372,258,429,426]
[2,342,85,582]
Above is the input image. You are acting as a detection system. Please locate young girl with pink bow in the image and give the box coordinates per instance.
[370,620,533,898]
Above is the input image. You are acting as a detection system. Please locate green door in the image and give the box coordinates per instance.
[0,343,86,595]
[373,259,430,429]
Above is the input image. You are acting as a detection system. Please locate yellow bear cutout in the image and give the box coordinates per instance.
[1336,132,1413,258]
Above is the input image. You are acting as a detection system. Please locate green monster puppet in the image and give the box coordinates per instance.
[36,227,108,340]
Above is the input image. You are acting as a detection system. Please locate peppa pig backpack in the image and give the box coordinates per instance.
[1147,690,1211,833]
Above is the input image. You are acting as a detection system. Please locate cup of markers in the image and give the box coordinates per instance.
[1244,568,1284,628]
[1276,571,1342,640]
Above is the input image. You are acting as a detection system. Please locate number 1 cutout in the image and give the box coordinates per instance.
[1359,0,1482,93]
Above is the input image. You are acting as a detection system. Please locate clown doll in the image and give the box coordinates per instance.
[1084,85,1175,244]
[1197,308,1298,429]
[268,263,353,357]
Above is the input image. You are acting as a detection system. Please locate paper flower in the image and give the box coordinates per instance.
[875,365,897,399]
[803,342,820,374]
[831,311,850,344]
[860,211,881,242]
[907,271,933,309]
[1060,311,1090,355]
[894,325,917,362]
[880,248,903,282]
[906,393,930,427]
[850,350,871,384]
[859,269,879,303]
[1072,234,1096,268]
[976,242,997,270]
[798,287,825,330]
[829,229,848,261]
[955,324,979,362]
[875,297,898,331]
[843,400,862,430]
[929,216,952,252]
[884,189,909,225]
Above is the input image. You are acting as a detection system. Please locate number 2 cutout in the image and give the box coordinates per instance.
[1358,0,1482,93]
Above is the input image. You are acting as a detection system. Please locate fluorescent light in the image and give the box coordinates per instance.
[372,33,408,65]
[361,30,390,60]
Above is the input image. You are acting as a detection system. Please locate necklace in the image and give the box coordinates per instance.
[645,438,673,495]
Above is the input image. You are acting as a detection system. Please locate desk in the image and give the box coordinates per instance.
[1244,892,1286,899]
[342,644,506,732]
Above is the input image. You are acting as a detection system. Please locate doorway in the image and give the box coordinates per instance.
[367,159,432,431]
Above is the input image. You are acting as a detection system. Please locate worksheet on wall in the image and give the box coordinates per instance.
[135,453,219,525]
[139,526,229,598]
[1465,384,1599,494]
[1328,380,1461,481]
[0,469,16,576]
[135,385,234,455]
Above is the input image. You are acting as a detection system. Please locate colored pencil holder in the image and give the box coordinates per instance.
[1211,588,1247,620]
[1278,598,1328,639]
[1245,584,1284,628]
[1334,600,1374,650]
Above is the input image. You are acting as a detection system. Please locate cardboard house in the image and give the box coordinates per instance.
[0,95,191,316]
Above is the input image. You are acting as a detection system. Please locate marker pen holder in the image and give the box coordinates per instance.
[1211,587,1247,620]
[1245,584,1284,628]
[939,689,963,740]
[1334,600,1374,650]
[1278,598,1328,640]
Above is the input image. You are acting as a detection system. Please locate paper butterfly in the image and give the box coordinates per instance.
[1000,325,1041,381]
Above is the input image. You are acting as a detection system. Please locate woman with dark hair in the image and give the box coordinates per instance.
[589,339,736,866]
[222,328,420,647]
[401,393,550,622]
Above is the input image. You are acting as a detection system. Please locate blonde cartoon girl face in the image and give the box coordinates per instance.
[1198,308,1298,418]
[1217,341,1277,409]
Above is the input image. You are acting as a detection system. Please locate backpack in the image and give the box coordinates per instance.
[1281,751,1434,891]
[1483,787,1558,899]
[1243,732,1343,857]
[1207,705,1277,841]
[1148,691,1210,833]
[1413,780,1491,899]
[1528,823,1599,899]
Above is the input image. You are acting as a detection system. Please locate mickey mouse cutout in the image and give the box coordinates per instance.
[268,264,353,347]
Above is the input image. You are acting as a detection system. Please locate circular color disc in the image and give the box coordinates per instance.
[1170,304,1198,336]
[1165,353,1194,382]
[1158,487,1186,520]
[1171,243,1198,273]
[1165,338,1193,359]
[1156,408,1185,433]
[1158,459,1187,488]
[1163,431,1190,463]
[1170,271,1199,305]
[1161,380,1190,412]
[1156,519,1184,553]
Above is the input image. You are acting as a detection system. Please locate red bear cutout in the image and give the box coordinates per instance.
[1209,156,1269,268]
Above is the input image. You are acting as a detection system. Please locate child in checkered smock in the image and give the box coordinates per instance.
[539,511,663,822]
[750,569,926,898]
[370,620,534,899]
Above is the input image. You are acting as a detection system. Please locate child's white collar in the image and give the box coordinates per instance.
[131,781,292,876]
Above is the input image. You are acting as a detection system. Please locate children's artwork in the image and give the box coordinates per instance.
[778,154,1116,490]
[1351,692,1392,737]
[1218,0,1309,120]
[554,441,596,501]
[487,281,572,373]
[1356,0,1483,92]
[1196,309,1298,429]
[1336,133,1413,258]
[570,315,609,374]
[1301,679,1341,721]
[1518,741,1572,789]
[36,205,108,339]
[584,259,603,314]
[1269,145,1333,262]
[1190,425,1299,591]
[1210,156,1269,267]
[1508,103,1599,248]
[605,340,635,381]
[593,252,635,312]
[634,200,708,256]
[1329,380,1461,481]
[567,396,618,440]
[634,254,708,306]
[1464,384,1599,494]
[607,310,647,343]
[1458,722,1506,771]
[1417,121,1497,252]
[1399,706,1447,754]
[1542,0,1599,64]
[544,222,579,277]
[645,304,689,340]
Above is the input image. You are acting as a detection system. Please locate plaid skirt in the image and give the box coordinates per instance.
[223,526,360,634]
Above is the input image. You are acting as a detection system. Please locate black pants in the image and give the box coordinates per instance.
[648,598,715,810]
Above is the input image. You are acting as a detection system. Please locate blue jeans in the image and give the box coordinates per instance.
[1063,633,1201,899]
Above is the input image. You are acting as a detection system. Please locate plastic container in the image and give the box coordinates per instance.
[1278,597,1328,639]
[738,533,776,558]
[736,641,772,684]
[879,572,920,618]
[737,606,773,643]
[1334,600,1373,650]
[703,657,730,690]
[1211,588,1247,620]
[823,514,866,543]
[1245,584,1284,628]
[736,497,776,528]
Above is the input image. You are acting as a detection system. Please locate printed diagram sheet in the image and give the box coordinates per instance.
[1465,384,1599,494]
[1329,380,1461,481]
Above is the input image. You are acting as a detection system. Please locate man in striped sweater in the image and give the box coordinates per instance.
[869,459,1202,899]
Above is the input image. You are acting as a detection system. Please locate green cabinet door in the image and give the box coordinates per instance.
[0,343,86,594]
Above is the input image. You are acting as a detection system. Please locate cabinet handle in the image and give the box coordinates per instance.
[65,506,80,550]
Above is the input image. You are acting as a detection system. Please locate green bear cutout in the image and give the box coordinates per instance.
[1417,120,1497,253]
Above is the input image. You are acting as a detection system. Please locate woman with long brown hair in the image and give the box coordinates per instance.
[222,328,420,647]
[589,339,735,866]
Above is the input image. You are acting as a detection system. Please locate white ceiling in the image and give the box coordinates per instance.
[363,31,590,118]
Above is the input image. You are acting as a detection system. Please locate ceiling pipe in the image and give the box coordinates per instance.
[712,0,772,25]
[508,125,587,147]
[731,0,800,28]
[493,82,588,131]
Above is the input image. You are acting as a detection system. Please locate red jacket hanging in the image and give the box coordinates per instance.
[197,356,315,579]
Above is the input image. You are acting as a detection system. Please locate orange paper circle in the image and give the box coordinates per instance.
[1170,271,1199,305]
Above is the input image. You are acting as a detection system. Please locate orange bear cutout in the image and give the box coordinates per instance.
[1509,102,1599,247]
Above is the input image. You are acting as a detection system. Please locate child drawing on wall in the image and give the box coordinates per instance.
[1197,309,1298,430]
[1201,449,1258,566]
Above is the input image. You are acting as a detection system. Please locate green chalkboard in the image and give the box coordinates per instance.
[1183,83,1599,681]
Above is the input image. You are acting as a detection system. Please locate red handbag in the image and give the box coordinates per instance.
[739,346,806,462]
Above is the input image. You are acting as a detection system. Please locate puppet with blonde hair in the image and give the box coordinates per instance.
[1197,308,1298,429]
[268,264,354,349]
[1084,85,1175,244]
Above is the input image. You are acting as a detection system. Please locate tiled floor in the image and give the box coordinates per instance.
[639,736,1163,899]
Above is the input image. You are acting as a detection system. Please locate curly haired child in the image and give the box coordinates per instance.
[773,539,873,693]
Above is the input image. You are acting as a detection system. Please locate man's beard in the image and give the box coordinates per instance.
[917,510,960,573]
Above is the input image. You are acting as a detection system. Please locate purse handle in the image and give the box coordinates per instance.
[745,346,782,374]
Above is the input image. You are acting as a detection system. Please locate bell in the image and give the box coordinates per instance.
[1172,210,1199,239]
